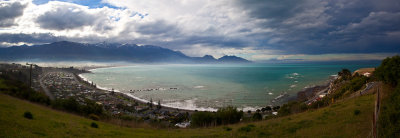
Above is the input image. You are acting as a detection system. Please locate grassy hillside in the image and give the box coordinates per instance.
[0,91,375,137]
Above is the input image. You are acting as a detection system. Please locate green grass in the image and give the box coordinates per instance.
[0,92,375,137]
[0,79,6,89]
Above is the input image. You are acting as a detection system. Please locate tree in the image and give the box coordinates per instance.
[157,100,162,109]
[338,68,352,80]
[375,55,400,86]
[272,106,280,111]
[252,112,262,121]
[266,106,272,111]
[375,56,400,137]
[191,106,243,127]
[378,85,400,137]
[149,98,153,109]
[191,111,216,127]
[216,106,243,125]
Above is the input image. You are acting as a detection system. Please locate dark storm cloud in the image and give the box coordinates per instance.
[36,7,96,30]
[235,0,306,22]
[116,18,250,50]
[234,0,400,54]
[134,20,179,35]
[35,3,112,31]
[334,12,400,35]
[0,1,27,27]
[0,33,61,47]
[0,33,63,44]
[182,35,248,48]
[0,33,109,47]
[2,0,399,56]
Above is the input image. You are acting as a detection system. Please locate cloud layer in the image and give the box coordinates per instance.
[0,1,27,27]
[0,0,399,61]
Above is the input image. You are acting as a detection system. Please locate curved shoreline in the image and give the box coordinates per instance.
[78,66,335,112]
[78,73,219,111]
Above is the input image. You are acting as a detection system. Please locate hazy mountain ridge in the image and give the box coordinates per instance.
[0,41,250,63]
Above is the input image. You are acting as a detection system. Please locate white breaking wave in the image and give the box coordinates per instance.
[79,74,218,111]
[79,74,267,112]
[286,72,301,79]
[80,74,121,92]
[78,74,93,84]
[163,99,218,112]
[193,85,205,89]
[239,106,263,112]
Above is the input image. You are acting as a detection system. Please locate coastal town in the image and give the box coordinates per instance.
[0,63,192,127]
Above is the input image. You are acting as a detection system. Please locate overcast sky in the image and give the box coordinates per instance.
[0,0,399,61]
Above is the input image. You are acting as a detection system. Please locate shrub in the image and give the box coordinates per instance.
[378,85,400,137]
[1,78,50,105]
[223,126,232,131]
[272,106,280,111]
[119,115,135,121]
[374,56,400,137]
[354,109,360,115]
[347,75,369,92]
[332,75,368,99]
[91,122,98,128]
[89,114,100,121]
[300,103,308,111]
[375,55,400,86]
[252,112,262,121]
[215,106,243,125]
[278,103,292,116]
[52,98,79,112]
[81,99,104,115]
[24,111,33,119]
[338,68,352,80]
[52,98,104,117]
[261,106,272,112]
[191,111,216,127]
[238,124,255,132]
[191,106,243,127]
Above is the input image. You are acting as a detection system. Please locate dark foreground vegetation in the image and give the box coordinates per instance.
[0,72,104,119]
[0,88,376,137]
[275,55,400,137]
[191,106,243,127]
[276,68,371,117]
[0,77,51,105]
[375,55,400,137]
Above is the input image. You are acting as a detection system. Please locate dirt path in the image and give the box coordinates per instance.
[347,82,378,100]
[39,72,55,100]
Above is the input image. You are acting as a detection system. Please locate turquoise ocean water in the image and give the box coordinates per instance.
[80,61,379,111]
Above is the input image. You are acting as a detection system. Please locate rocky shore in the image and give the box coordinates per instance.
[296,75,337,104]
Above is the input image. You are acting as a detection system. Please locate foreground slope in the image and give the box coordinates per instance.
[0,91,375,137]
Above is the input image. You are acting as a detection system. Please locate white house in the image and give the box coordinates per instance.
[363,72,371,77]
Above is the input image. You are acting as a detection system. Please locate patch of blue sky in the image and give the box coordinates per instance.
[32,0,124,9]
[108,15,120,21]
[136,13,148,18]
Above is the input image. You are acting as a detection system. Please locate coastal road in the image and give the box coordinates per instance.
[348,82,377,99]
[305,87,329,105]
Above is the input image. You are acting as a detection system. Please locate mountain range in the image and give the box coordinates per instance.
[0,41,250,63]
